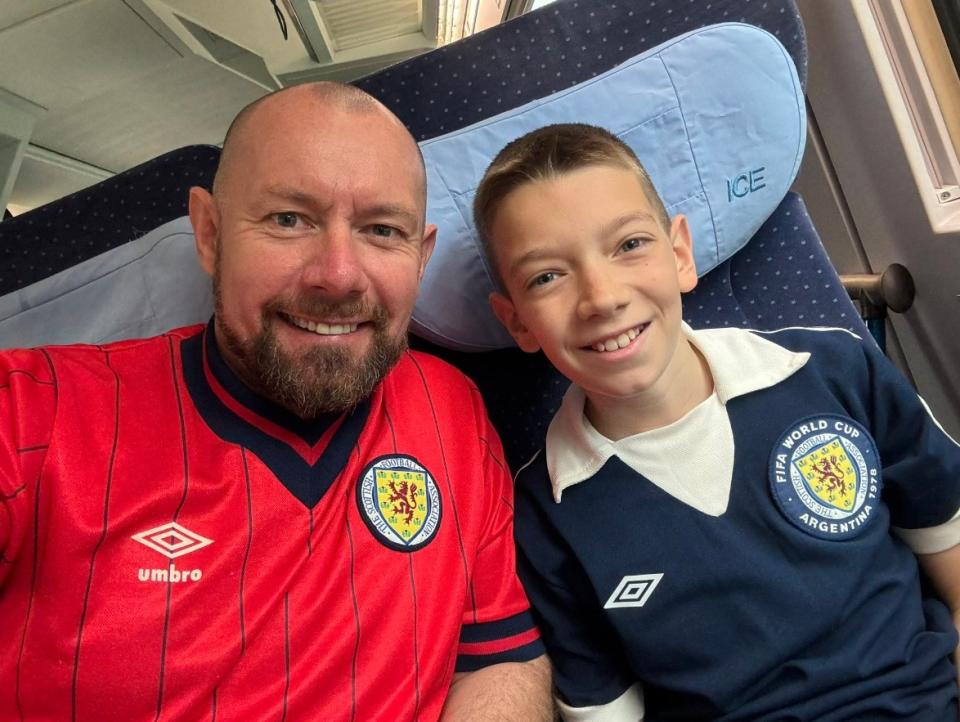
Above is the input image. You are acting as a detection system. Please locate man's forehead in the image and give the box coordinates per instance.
[242,91,410,149]
[221,117,424,203]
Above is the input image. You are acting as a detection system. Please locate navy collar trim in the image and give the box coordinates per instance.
[202,318,341,445]
[180,321,372,507]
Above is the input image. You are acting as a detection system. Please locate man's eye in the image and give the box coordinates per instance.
[273,212,300,228]
[371,224,399,238]
[619,237,645,253]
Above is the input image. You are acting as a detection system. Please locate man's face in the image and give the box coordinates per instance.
[194,97,435,417]
[489,164,697,406]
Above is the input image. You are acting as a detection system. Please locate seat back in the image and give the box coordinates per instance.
[0,0,868,472]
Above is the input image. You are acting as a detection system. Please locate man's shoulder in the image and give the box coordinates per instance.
[0,324,204,374]
[390,349,479,394]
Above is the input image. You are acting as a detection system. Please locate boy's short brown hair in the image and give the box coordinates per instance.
[473,123,670,285]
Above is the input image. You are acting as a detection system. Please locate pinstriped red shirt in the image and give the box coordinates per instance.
[0,323,542,722]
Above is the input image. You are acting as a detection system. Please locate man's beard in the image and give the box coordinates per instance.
[213,271,407,419]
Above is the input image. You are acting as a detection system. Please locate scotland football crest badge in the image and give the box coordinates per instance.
[769,414,881,540]
[357,455,442,552]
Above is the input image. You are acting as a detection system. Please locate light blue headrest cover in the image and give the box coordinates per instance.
[414,22,806,350]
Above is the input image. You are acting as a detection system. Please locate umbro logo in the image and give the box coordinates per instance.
[132,522,213,559]
[604,573,663,609]
[132,522,213,584]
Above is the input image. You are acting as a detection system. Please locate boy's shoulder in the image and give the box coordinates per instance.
[696,324,872,373]
[737,325,866,352]
[513,448,552,502]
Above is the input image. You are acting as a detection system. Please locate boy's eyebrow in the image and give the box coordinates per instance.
[505,211,662,276]
[599,211,660,238]
[507,247,555,276]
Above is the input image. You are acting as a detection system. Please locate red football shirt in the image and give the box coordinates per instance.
[0,324,542,721]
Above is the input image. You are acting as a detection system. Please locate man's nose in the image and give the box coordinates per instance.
[300,223,369,297]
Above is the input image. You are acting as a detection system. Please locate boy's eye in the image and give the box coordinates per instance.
[529,272,557,288]
[619,237,646,253]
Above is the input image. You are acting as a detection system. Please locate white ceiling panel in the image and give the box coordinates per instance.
[0,0,79,33]
[30,55,265,172]
[142,0,311,74]
[3,0,508,213]
[0,0,182,111]
[7,151,104,212]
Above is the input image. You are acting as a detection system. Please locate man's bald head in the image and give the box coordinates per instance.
[212,82,426,200]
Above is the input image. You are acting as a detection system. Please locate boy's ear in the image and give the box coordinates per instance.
[189,186,220,278]
[489,292,542,353]
[669,214,698,293]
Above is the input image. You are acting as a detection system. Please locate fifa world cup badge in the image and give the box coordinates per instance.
[769,415,881,540]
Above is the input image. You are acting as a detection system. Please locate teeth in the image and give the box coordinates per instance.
[591,326,643,353]
[288,315,359,335]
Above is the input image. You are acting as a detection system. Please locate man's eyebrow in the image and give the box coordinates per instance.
[257,190,421,228]
[262,185,313,204]
[364,204,421,229]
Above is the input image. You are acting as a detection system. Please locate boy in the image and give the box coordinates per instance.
[473,123,960,721]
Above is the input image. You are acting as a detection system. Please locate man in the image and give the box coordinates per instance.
[0,82,550,721]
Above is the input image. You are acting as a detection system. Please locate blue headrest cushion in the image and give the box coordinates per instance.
[413,22,806,350]
[0,217,213,348]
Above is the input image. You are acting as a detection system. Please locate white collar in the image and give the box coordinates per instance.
[545,324,810,503]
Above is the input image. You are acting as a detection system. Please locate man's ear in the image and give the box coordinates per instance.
[189,186,220,278]
[669,214,698,293]
[417,223,438,282]
[489,291,541,353]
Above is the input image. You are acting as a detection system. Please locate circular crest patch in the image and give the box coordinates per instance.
[768,414,881,540]
[357,454,442,552]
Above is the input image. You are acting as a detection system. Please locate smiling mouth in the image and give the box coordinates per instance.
[281,312,360,336]
[586,324,648,352]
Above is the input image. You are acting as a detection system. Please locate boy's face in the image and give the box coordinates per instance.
[489,164,698,404]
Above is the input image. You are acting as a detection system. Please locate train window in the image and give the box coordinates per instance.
[796,0,960,439]
[868,0,960,216]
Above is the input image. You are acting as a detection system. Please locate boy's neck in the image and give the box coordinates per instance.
[584,338,715,441]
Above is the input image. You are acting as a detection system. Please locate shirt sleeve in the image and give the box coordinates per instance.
[454,391,545,672]
[514,453,638,710]
[853,337,960,548]
[0,348,57,585]
[557,684,644,722]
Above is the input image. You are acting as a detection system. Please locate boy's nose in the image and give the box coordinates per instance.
[577,269,628,320]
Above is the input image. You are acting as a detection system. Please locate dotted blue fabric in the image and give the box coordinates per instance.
[0,146,219,296]
[356,0,807,142]
[689,193,869,335]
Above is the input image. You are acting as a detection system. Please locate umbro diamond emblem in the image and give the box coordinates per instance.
[131,522,213,559]
[604,573,663,609]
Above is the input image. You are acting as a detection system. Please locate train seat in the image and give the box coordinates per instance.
[0,0,867,471]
